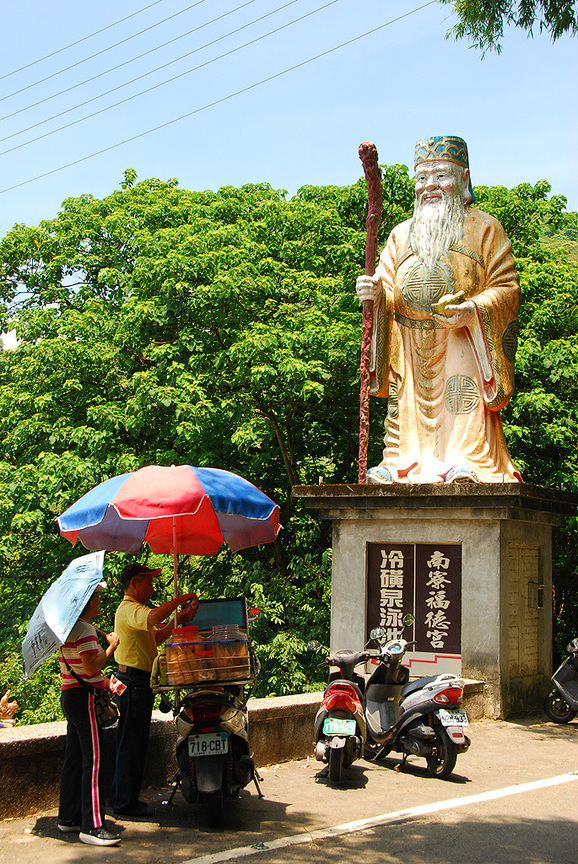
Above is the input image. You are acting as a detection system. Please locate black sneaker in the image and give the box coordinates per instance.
[79,827,121,846]
[57,819,80,833]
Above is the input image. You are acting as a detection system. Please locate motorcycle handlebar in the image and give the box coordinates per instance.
[317,651,371,671]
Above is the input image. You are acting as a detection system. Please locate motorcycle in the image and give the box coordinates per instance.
[153,599,263,827]
[363,614,470,778]
[544,637,578,723]
[313,647,371,782]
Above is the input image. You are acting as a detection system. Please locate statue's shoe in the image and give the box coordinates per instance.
[444,465,479,484]
[366,466,393,484]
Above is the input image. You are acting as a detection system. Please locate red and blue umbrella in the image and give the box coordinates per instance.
[57,465,280,557]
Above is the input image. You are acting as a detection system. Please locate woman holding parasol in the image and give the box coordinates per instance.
[57,581,121,847]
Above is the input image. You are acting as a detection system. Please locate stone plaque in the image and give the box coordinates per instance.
[367,542,462,676]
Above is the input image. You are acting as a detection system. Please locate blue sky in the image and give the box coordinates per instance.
[0,0,576,241]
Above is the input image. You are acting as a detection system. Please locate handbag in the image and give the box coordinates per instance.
[91,686,120,728]
[60,651,120,728]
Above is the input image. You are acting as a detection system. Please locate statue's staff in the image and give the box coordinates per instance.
[358,141,383,483]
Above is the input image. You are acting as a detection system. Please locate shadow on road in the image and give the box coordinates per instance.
[225,815,578,864]
[313,762,370,789]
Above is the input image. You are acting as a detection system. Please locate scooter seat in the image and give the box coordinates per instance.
[401,676,439,698]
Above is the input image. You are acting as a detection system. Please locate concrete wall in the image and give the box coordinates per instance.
[0,685,483,820]
[0,693,324,820]
[330,508,552,719]
[295,483,576,720]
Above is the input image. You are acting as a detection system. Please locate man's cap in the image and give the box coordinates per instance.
[122,563,162,581]
[414,135,475,202]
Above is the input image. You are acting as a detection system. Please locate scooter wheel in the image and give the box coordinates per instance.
[425,729,457,779]
[544,692,576,724]
[328,746,344,782]
[200,790,224,827]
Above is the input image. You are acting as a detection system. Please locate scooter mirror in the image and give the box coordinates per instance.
[402,613,415,627]
[307,640,323,653]
[369,626,387,643]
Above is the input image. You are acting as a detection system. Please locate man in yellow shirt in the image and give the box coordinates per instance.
[109,564,198,818]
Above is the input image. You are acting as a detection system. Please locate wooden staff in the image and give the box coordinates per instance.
[358,141,383,483]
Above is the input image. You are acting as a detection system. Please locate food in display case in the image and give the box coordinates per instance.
[164,625,251,686]
[165,626,203,685]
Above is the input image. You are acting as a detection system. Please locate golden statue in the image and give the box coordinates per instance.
[356,136,521,484]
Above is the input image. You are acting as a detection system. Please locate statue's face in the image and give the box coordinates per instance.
[414,161,462,205]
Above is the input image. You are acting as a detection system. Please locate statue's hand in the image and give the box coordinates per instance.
[432,300,476,329]
[356,274,378,303]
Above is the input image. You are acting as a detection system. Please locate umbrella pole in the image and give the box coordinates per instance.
[173,516,178,629]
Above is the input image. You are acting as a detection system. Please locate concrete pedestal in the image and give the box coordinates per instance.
[294,483,577,719]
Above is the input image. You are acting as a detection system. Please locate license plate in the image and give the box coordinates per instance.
[188,732,229,757]
[437,708,469,726]
[323,717,357,735]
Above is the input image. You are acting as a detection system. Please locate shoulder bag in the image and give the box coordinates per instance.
[60,651,120,728]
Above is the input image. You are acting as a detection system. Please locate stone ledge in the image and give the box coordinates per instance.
[0,683,484,820]
[293,483,577,524]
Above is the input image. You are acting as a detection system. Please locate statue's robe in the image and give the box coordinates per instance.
[370,206,521,483]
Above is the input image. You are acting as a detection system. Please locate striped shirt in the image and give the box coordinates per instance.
[59,619,105,691]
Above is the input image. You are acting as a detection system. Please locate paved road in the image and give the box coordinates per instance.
[1,714,577,864]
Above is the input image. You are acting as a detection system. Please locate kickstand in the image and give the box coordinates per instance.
[252,768,265,799]
[166,769,182,805]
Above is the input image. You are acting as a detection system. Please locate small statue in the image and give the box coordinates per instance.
[356,136,521,484]
[0,689,18,726]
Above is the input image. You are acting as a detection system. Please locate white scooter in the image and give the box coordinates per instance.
[363,614,470,778]
[544,637,578,723]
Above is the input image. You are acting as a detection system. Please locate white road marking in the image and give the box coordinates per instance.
[183,771,578,864]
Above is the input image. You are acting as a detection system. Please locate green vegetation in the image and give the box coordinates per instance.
[0,167,576,721]
[442,0,578,54]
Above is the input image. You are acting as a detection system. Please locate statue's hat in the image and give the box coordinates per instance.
[414,135,475,202]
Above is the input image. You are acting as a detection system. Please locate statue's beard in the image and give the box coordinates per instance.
[408,193,466,269]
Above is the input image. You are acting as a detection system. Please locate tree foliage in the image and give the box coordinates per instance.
[0,166,412,711]
[473,182,578,656]
[442,0,578,53]
[0,166,577,718]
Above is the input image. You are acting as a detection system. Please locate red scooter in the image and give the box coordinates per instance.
[313,648,370,783]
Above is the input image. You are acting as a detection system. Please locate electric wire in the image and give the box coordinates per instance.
[0,0,279,132]
[0,0,168,82]
[0,0,210,103]
[0,0,338,157]
[0,1,437,196]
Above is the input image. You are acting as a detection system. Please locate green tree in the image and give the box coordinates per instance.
[0,166,414,708]
[475,181,578,655]
[442,0,577,53]
[1,167,577,716]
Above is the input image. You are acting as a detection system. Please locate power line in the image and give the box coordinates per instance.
[0,0,335,156]
[0,0,269,129]
[0,1,437,196]
[0,0,168,82]
[0,0,209,104]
